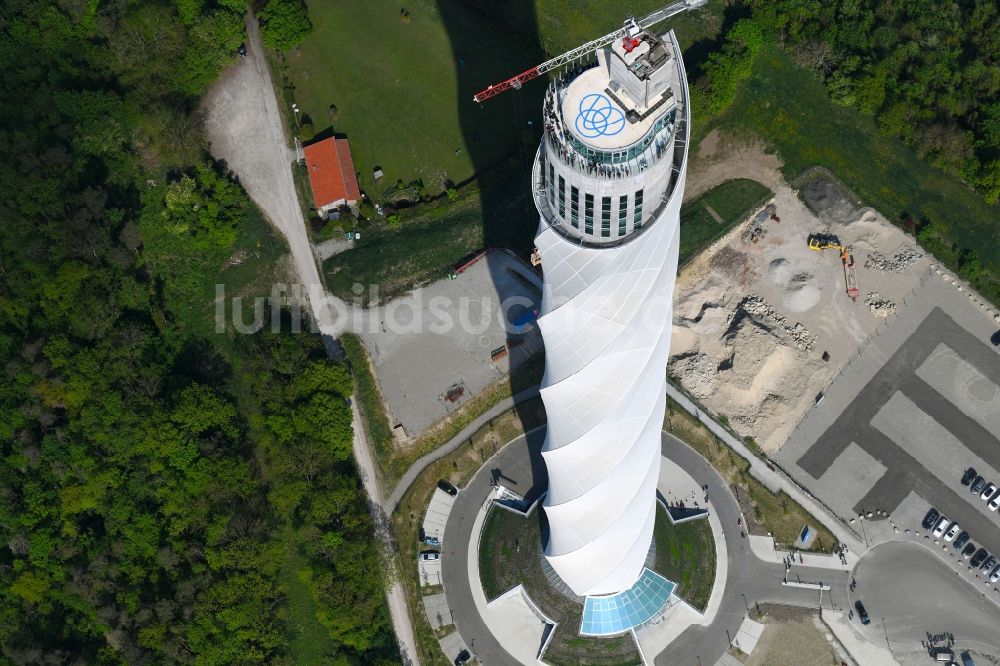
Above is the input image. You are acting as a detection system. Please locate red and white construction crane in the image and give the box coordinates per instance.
[472,0,707,103]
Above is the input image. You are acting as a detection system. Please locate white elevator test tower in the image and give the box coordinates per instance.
[531,24,690,597]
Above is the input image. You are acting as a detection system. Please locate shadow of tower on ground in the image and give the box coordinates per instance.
[437,0,550,510]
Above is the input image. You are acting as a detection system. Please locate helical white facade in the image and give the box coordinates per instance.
[531,28,690,597]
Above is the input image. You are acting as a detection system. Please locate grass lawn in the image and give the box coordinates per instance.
[679,178,772,265]
[529,0,727,59]
[323,158,538,303]
[708,46,1000,272]
[285,0,729,203]
[664,398,838,552]
[477,507,640,666]
[284,0,543,198]
[652,512,716,612]
[297,1,733,298]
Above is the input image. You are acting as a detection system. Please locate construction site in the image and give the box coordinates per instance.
[669,169,930,452]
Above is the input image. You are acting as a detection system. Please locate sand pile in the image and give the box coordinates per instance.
[784,272,821,312]
[767,258,821,312]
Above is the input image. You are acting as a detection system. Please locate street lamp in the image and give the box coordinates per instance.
[858,513,869,547]
[741,593,750,614]
[291,103,300,128]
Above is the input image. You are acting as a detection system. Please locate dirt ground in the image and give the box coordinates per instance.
[685,129,783,202]
[744,607,847,666]
[669,132,929,451]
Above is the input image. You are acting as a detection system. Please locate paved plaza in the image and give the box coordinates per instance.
[777,272,1000,552]
[360,251,543,438]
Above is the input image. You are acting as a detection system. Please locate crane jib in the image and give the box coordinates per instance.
[472,67,542,103]
[470,0,706,104]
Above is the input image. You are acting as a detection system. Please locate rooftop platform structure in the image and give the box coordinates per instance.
[533,28,686,249]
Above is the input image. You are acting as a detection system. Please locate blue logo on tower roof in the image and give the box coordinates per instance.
[575,93,625,138]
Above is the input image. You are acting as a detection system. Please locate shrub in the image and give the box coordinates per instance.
[258,0,313,51]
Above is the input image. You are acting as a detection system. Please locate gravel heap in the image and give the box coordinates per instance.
[864,292,896,318]
[864,246,922,273]
[740,295,817,351]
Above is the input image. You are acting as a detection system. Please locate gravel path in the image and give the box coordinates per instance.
[203,14,418,663]
[204,14,341,353]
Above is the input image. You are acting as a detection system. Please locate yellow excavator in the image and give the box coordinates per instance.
[807,233,846,252]
[807,234,859,301]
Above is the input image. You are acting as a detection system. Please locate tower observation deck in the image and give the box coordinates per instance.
[532,25,690,597]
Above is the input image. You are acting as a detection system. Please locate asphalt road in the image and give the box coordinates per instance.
[653,434,849,666]
[852,541,1000,655]
[440,430,849,665]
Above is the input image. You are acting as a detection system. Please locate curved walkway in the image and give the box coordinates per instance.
[385,386,540,513]
[385,383,643,515]
[439,430,851,665]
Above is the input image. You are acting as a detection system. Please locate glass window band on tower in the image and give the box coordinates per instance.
[571,186,580,228]
[548,163,555,206]
[601,197,611,238]
[618,195,628,235]
[558,176,566,218]
[584,193,594,235]
[559,108,676,166]
[634,189,644,228]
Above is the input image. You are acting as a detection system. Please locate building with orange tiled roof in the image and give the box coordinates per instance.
[302,137,361,218]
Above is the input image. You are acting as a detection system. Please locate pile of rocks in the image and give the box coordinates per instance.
[864,246,922,273]
[865,292,896,318]
[739,295,817,351]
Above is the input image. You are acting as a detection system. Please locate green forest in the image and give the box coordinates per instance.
[0,0,395,664]
[743,0,1000,205]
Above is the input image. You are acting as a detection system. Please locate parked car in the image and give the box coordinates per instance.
[990,494,1000,512]
[962,467,978,486]
[953,531,971,550]
[933,517,951,538]
[963,543,977,559]
[419,551,440,562]
[971,548,989,568]
[854,600,870,625]
[424,536,441,547]
[454,649,471,665]
[990,564,1000,584]
[981,556,997,574]
[972,476,987,494]
[922,507,941,530]
[437,480,458,496]
[945,523,961,541]
[983,483,997,501]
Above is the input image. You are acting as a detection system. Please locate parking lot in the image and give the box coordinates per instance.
[776,274,1000,563]
[419,487,456,587]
